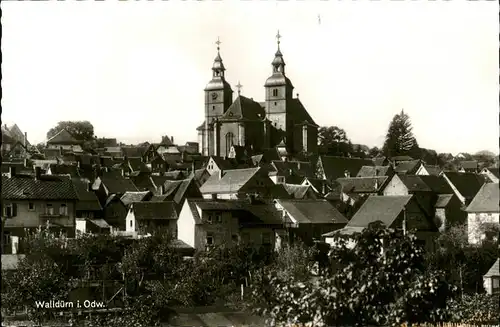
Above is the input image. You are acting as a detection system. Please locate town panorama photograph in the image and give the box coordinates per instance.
[1,1,499,326]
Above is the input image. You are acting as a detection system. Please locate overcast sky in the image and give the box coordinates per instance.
[2,1,498,154]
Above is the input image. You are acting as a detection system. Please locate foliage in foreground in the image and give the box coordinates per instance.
[249,222,457,327]
[447,293,500,324]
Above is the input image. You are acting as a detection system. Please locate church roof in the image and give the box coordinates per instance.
[264,73,294,88]
[219,96,265,122]
[289,98,318,127]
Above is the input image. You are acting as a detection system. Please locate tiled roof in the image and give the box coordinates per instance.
[398,175,432,192]
[272,160,314,178]
[394,160,422,174]
[423,165,442,176]
[444,172,485,201]
[49,164,80,177]
[283,184,313,199]
[2,175,78,200]
[323,226,365,237]
[72,178,102,211]
[435,194,454,208]
[188,199,284,226]
[337,176,388,193]
[372,156,388,166]
[220,96,265,121]
[163,170,186,180]
[6,124,30,146]
[347,195,413,228]
[100,176,139,194]
[484,258,500,277]
[210,157,246,170]
[319,156,374,181]
[289,98,318,126]
[356,165,392,177]
[267,184,293,199]
[200,168,260,194]
[132,201,178,220]
[418,175,453,194]
[391,155,414,161]
[192,168,209,183]
[131,175,157,192]
[302,177,330,194]
[121,146,147,158]
[251,154,263,166]
[460,161,478,170]
[88,219,110,229]
[120,191,152,206]
[466,183,499,213]
[277,199,347,224]
[46,129,81,145]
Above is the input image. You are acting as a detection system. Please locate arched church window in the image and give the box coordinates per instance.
[273,89,278,97]
[225,132,234,157]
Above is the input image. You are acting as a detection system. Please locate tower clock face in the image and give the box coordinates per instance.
[211,92,218,100]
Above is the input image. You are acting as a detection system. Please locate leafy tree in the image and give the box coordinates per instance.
[318,126,353,156]
[447,293,500,324]
[250,222,456,327]
[382,110,420,158]
[46,121,95,143]
[369,146,381,158]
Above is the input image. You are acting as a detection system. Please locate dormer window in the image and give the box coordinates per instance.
[272,89,278,97]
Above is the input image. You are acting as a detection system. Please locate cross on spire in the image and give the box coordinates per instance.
[216,37,221,51]
[276,30,282,47]
[236,81,243,95]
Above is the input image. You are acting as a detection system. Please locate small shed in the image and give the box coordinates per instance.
[483,258,499,295]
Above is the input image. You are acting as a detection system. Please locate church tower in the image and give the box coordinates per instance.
[264,31,294,143]
[203,37,233,156]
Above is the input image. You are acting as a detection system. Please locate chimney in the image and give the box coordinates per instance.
[9,166,16,177]
[171,136,174,144]
[35,167,42,180]
[24,132,27,147]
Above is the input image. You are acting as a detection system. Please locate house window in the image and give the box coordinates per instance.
[130,220,133,228]
[206,235,214,246]
[207,215,213,224]
[492,278,499,288]
[46,204,54,216]
[274,102,277,106]
[59,204,68,216]
[4,204,13,217]
[272,89,278,97]
[215,213,222,223]
[262,232,272,245]
[28,203,35,211]
[212,106,215,110]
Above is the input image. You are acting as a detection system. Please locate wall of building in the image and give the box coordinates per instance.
[382,175,408,196]
[177,202,196,248]
[3,200,76,230]
[467,212,500,244]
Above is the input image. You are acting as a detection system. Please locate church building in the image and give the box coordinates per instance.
[197,32,318,159]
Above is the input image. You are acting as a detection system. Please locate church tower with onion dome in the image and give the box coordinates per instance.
[198,37,233,156]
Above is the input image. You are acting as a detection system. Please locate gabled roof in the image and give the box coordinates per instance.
[302,177,330,193]
[121,146,147,158]
[72,178,102,211]
[131,175,157,192]
[418,175,453,194]
[394,160,422,174]
[356,165,392,177]
[162,170,186,180]
[435,194,454,208]
[209,157,246,170]
[460,161,478,170]
[2,175,78,200]
[46,129,81,145]
[200,168,261,194]
[444,172,485,201]
[347,195,413,228]
[398,175,432,192]
[337,176,388,193]
[120,191,152,206]
[482,168,500,179]
[272,160,314,178]
[184,199,283,225]
[466,183,499,213]
[49,164,80,177]
[283,184,313,199]
[484,258,500,277]
[391,155,414,162]
[160,178,200,204]
[422,165,442,176]
[131,201,178,220]
[100,176,139,194]
[219,96,266,121]
[6,124,30,146]
[319,156,374,181]
[289,98,318,127]
[276,199,347,224]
